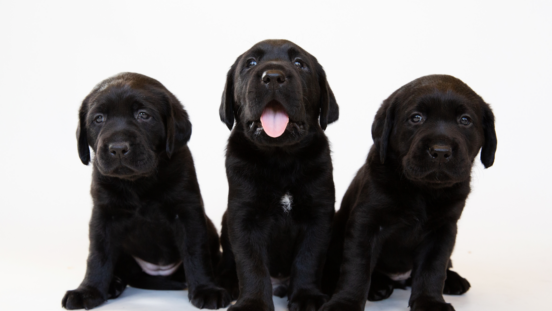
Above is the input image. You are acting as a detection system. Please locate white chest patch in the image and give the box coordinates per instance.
[133,256,182,276]
[281,193,293,212]
[387,269,412,281]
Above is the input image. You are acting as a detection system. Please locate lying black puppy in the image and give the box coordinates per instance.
[62,73,230,310]
[321,75,497,311]
[217,40,339,311]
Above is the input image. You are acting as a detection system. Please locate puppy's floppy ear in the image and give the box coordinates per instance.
[316,63,339,130]
[219,60,238,130]
[76,98,90,165]
[165,92,192,159]
[480,103,497,168]
[371,97,396,164]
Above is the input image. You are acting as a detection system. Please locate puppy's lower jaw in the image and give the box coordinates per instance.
[133,256,182,276]
[247,120,306,137]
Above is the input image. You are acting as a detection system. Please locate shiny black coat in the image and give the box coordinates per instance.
[321,75,497,311]
[217,40,339,311]
[62,73,230,310]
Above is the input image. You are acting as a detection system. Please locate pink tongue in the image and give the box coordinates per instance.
[260,105,289,138]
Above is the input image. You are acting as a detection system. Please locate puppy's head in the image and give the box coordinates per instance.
[77,72,191,180]
[219,39,339,146]
[372,75,497,188]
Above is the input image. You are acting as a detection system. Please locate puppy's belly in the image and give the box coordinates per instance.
[386,270,412,281]
[133,256,182,276]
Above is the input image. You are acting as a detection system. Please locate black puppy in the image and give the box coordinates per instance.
[217,40,339,311]
[320,75,497,311]
[62,73,230,310]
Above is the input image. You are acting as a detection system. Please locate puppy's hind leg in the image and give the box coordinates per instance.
[107,275,128,299]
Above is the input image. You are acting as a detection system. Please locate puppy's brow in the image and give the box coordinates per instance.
[454,103,470,115]
[89,101,109,112]
[247,48,265,60]
[287,48,301,60]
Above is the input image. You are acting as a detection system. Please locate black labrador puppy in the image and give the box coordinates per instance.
[217,40,339,311]
[320,75,497,311]
[62,73,230,310]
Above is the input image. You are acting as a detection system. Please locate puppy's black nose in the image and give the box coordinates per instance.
[109,143,130,157]
[262,70,286,85]
[429,145,452,162]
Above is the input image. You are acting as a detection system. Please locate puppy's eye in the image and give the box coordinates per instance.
[410,114,423,123]
[294,59,305,69]
[459,116,472,126]
[94,115,104,124]
[246,59,257,68]
[138,112,151,120]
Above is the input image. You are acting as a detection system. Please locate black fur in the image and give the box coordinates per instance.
[62,73,230,310]
[217,40,339,311]
[320,75,497,311]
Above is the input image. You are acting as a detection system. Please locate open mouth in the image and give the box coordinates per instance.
[260,101,289,138]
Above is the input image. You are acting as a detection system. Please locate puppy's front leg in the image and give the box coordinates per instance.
[227,209,274,311]
[62,208,121,310]
[173,206,231,309]
[408,223,457,311]
[287,210,332,311]
[320,204,383,311]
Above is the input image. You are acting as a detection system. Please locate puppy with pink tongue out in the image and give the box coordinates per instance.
[217,40,339,311]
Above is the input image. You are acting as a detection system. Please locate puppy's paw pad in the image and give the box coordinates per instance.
[62,287,105,310]
[190,286,232,309]
[289,293,328,311]
[443,270,471,295]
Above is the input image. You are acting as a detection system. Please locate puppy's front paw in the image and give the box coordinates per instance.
[190,285,232,309]
[228,299,272,311]
[319,298,363,311]
[443,270,470,295]
[289,292,328,311]
[62,286,106,310]
[411,300,455,311]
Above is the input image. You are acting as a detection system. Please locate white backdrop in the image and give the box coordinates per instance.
[1,1,550,310]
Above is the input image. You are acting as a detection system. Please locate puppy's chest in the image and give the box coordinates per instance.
[265,191,312,216]
[113,200,172,223]
[390,199,457,231]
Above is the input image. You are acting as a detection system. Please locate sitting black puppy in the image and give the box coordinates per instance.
[320,75,497,311]
[62,73,230,310]
[217,40,339,311]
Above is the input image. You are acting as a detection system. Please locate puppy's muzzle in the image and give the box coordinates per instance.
[262,70,286,86]
[108,142,130,158]
[428,144,452,164]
